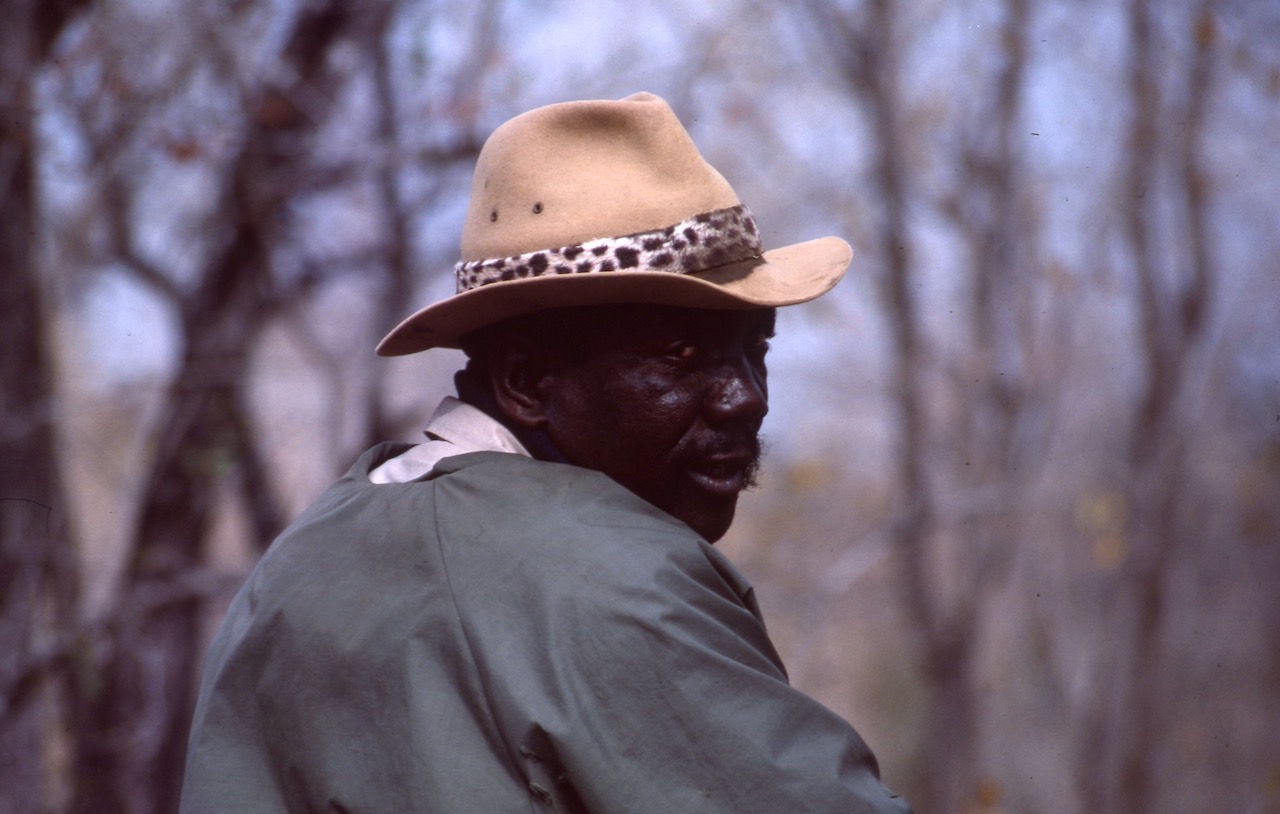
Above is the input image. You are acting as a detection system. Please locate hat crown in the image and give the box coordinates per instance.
[460,92,740,262]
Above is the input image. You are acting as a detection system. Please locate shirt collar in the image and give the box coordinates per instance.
[368,397,530,484]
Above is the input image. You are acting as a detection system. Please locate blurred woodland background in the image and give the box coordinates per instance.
[2,0,1278,812]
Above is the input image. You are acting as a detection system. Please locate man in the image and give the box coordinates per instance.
[181,92,911,813]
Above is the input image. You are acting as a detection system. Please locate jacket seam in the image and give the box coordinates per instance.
[429,478,543,814]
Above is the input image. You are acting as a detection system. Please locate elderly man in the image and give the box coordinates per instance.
[181,93,911,813]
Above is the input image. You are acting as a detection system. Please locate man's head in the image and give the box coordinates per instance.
[377,92,853,539]
[462,304,775,542]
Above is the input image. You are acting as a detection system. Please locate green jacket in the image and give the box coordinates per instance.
[181,445,911,813]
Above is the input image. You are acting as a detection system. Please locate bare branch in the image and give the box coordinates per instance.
[0,568,243,721]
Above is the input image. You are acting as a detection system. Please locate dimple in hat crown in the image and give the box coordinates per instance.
[376,92,852,356]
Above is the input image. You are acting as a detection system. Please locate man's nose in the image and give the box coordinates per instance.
[705,358,768,423]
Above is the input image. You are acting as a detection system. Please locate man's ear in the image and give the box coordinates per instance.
[487,335,558,429]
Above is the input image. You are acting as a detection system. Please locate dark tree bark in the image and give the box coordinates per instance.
[797,1,1037,810]
[1075,4,1219,813]
[362,2,489,450]
[797,1,967,809]
[68,187,281,814]
[1115,4,1217,814]
[925,0,1035,806]
[0,0,91,810]
[65,3,376,811]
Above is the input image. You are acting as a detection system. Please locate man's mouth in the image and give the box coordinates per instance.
[687,453,756,497]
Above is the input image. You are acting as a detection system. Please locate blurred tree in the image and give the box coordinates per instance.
[3,0,495,809]
[792,0,1033,808]
[51,1,503,809]
[1,1,92,811]
[782,2,1279,813]
[35,3,339,810]
[1075,1,1220,812]
[65,5,372,807]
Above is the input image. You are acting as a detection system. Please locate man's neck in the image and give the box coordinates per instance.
[452,369,568,465]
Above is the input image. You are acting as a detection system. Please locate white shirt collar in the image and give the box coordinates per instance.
[368,396,531,484]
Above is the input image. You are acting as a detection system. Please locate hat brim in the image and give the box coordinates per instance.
[375,236,851,356]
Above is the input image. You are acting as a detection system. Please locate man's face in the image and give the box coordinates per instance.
[541,305,774,542]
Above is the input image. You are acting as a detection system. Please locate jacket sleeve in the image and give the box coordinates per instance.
[436,458,912,814]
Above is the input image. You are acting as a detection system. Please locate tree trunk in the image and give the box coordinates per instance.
[1,0,88,810]
[66,4,373,809]
[67,180,275,814]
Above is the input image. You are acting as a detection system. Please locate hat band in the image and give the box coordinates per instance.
[455,205,762,294]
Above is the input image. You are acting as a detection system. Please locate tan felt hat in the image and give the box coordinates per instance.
[376,92,852,356]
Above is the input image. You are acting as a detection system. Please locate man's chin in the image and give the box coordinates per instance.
[692,516,734,543]
[678,494,740,543]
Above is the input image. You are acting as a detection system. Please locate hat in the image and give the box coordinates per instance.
[376,92,851,356]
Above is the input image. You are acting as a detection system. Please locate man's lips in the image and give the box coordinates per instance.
[686,453,755,497]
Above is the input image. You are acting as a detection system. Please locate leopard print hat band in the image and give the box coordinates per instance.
[454,205,762,294]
